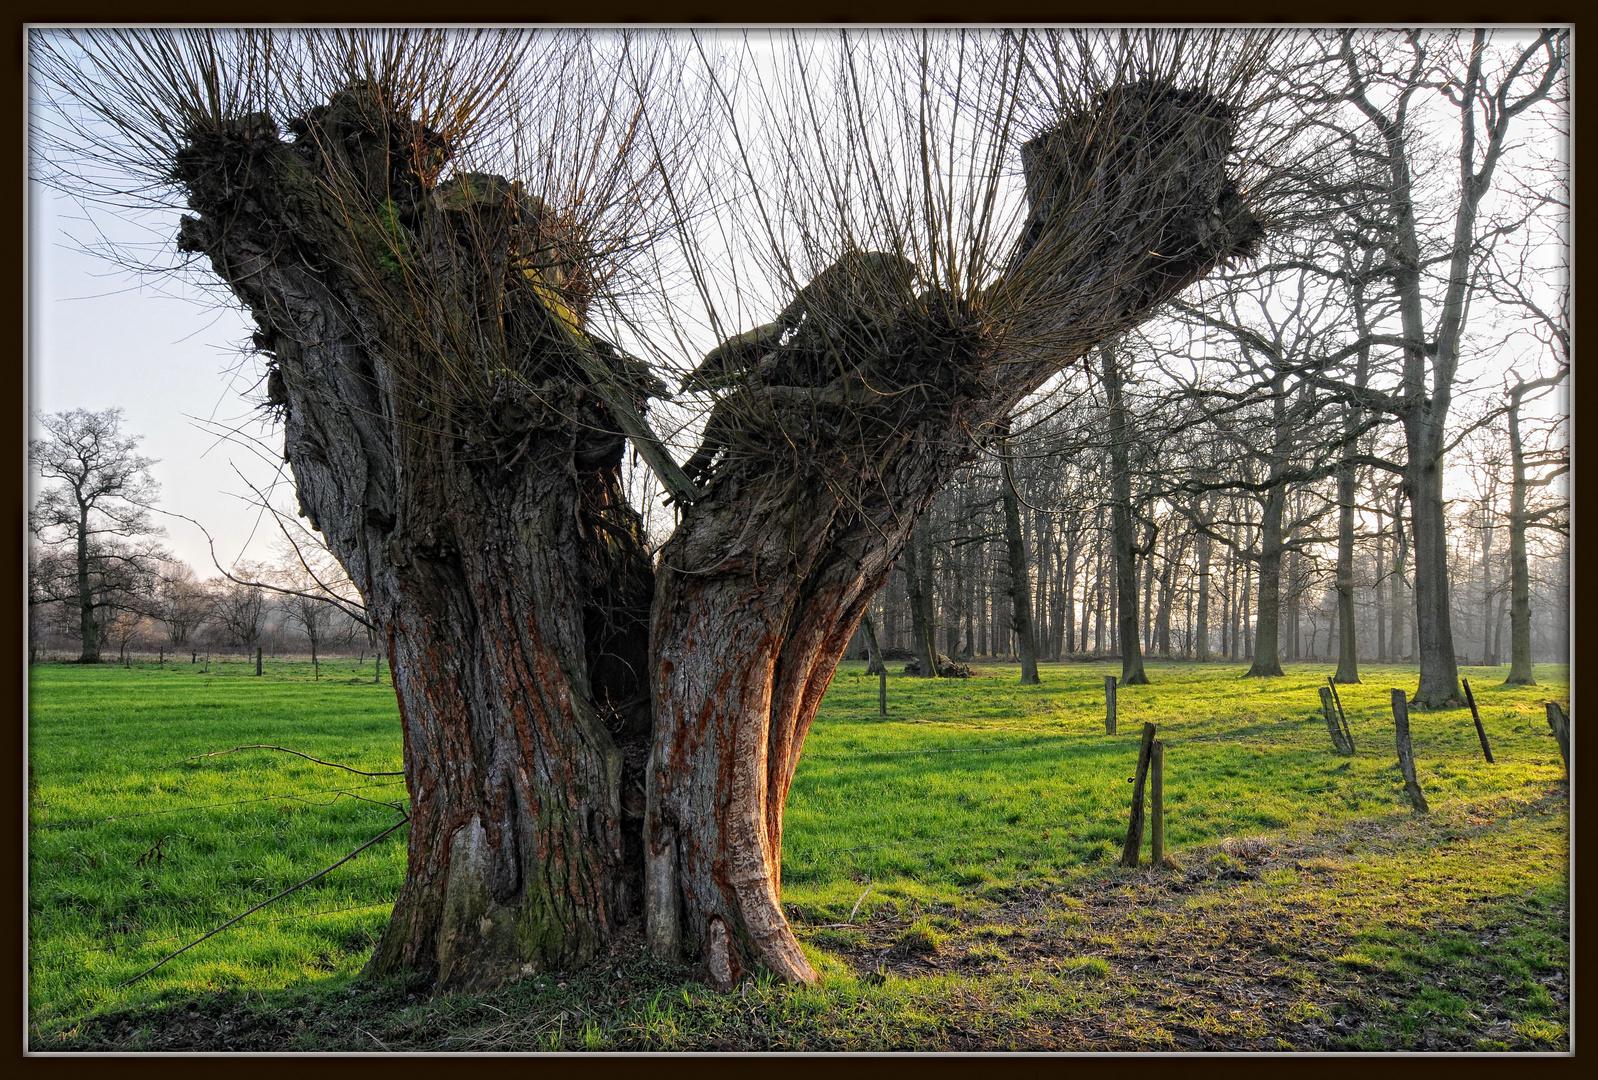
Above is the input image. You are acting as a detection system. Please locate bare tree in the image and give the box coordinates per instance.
[210,567,268,650]
[156,564,214,648]
[29,409,168,663]
[1326,29,1565,707]
[34,28,1281,992]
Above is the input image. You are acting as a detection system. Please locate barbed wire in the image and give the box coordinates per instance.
[32,780,407,830]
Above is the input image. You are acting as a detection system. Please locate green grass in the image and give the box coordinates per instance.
[781,661,1567,920]
[28,657,407,1029]
[28,657,1569,1050]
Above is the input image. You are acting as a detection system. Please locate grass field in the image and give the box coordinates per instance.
[28,656,1570,1051]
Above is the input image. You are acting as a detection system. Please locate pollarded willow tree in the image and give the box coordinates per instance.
[33,27,1292,992]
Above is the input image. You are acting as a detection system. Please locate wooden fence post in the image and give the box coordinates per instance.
[1461,678,1494,763]
[1545,702,1569,776]
[1150,739,1166,866]
[158,647,163,668]
[1319,687,1348,754]
[1326,676,1354,752]
[1390,689,1429,813]
[1105,676,1118,735]
[256,646,263,677]
[878,669,887,718]
[1120,722,1157,867]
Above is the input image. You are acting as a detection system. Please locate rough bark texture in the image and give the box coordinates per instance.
[158,76,1259,995]
[171,89,657,991]
[647,81,1260,984]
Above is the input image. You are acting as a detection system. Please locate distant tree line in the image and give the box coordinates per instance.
[29,408,375,666]
[853,383,1568,674]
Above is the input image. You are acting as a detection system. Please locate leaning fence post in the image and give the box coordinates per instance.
[1319,686,1347,754]
[878,669,887,718]
[1105,675,1118,735]
[1327,677,1354,752]
[1150,739,1166,866]
[1461,678,1494,763]
[1545,702,1569,776]
[1390,689,1429,814]
[1120,722,1157,867]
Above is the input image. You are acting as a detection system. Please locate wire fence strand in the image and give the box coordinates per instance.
[32,780,408,830]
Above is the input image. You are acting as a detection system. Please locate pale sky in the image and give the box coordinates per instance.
[30,189,286,572]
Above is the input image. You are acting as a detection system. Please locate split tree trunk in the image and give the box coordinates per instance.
[172,77,1259,995]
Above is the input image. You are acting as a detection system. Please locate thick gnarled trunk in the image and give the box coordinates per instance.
[648,455,954,987]
[172,92,656,992]
[361,450,651,991]
[172,76,1260,995]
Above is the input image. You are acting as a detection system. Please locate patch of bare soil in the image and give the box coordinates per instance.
[800,786,1569,1050]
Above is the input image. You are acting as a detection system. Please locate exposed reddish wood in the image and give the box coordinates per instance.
[646,81,1262,984]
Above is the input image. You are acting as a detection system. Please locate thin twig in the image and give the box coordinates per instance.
[113,815,408,989]
[170,744,403,777]
[847,883,874,923]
